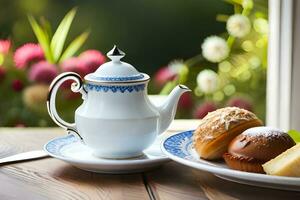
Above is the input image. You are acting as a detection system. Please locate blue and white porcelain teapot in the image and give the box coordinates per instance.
[47,45,190,159]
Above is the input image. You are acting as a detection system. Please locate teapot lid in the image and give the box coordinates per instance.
[85,45,149,84]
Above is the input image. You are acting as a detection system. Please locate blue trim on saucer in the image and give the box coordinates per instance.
[163,130,194,159]
[84,83,145,93]
[45,134,78,157]
[90,74,144,82]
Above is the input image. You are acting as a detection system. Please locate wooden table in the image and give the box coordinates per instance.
[0,120,299,200]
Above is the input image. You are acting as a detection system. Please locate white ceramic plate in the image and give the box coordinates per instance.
[44,134,169,174]
[161,130,300,191]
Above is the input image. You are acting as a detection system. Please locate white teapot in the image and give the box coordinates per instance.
[47,46,190,159]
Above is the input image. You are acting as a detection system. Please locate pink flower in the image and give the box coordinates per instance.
[194,102,217,119]
[0,40,11,54]
[14,43,44,68]
[29,61,58,84]
[178,92,193,110]
[79,50,106,73]
[60,57,88,89]
[227,97,252,111]
[12,79,24,92]
[0,66,6,82]
[154,67,177,86]
[60,57,88,76]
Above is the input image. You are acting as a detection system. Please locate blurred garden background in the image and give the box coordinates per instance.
[0,0,268,127]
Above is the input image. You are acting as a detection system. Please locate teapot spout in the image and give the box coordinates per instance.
[157,85,191,134]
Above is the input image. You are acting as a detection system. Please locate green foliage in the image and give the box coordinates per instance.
[0,7,96,127]
[160,64,189,95]
[28,7,89,64]
[288,130,300,143]
[160,0,268,120]
[50,8,77,62]
[28,15,53,62]
[59,31,90,62]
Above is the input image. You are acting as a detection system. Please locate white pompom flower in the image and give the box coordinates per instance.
[226,14,251,38]
[197,69,219,94]
[201,36,229,63]
[167,60,186,74]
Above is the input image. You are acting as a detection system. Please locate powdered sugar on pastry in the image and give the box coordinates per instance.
[193,107,263,160]
[194,107,259,143]
[242,127,286,138]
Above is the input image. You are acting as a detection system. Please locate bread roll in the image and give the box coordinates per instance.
[193,107,262,160]
[224,127,295,173]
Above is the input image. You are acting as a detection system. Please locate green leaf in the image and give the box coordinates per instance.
[59,31,90,62]
[0,54,4,65]
[39,16,52,38]
[184,54,204,67]
[160,81,177,95]
[223,0,242,5]
[216,14,229,22]
[50,8,77,62]
[227,35,235,49]
[178,65,189,84]
[28,15,54,62]
[288,130,300,143]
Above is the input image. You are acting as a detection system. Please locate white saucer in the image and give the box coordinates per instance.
[161,130,300,191]
[44,134,169,174]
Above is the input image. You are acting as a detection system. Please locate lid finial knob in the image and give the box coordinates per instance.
[107,45,125,62]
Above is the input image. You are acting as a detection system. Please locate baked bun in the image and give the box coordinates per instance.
[193,107,262,160]
[224,127,295,173]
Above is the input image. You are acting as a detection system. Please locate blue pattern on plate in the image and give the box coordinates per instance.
[45,134,78,157]
[90,74,144,81]
[163,130,195,159]
[85,83,145,93]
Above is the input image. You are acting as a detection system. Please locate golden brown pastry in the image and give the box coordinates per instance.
[263,143,300,177]
[193,107,262,160]
[224,127,295,173]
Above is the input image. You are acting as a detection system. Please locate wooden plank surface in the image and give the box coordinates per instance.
[146,162,300,200]
[0,128,149,200]
[0,121,300,200]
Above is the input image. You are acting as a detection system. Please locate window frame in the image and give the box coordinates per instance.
[267,0,293,130]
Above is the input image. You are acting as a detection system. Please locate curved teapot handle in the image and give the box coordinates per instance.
[47,72,87,140]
